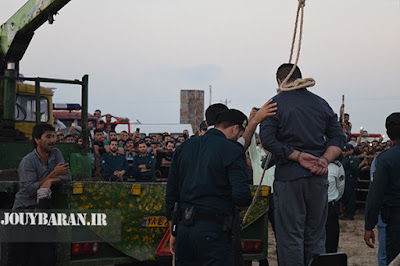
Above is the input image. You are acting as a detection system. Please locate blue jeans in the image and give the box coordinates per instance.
[377,214,387,266]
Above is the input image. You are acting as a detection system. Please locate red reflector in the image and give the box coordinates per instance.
[241,239,262,253]
[71,242,100,255]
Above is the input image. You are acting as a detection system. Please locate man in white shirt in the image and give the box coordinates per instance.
[326,160,345,253]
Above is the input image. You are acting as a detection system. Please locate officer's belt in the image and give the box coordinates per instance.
[180,209,230,226]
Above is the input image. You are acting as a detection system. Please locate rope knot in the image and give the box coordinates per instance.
[298,0,306,8]
[277,78,315,94]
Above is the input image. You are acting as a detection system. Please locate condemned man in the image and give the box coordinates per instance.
[166,109,254,265]
[364,113,400,264]
[260,63,346,265]
[10,123,71,265]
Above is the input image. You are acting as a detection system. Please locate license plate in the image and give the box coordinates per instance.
[142,216,168,227]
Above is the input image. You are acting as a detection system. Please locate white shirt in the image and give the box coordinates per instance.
[327,161,345,202]
[248,135,275,193]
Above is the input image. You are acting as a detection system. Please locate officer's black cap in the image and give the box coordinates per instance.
[342,144,354,151]
[386,113,400,129]
[216,109,248,130]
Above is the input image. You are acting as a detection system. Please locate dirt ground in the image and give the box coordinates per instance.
[263,211,379,266]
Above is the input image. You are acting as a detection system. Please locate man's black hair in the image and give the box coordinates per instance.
[344,113,350,117]
[205,103,229,126]
[386,113,400,141]
[138,140,146,145]
[276,63,302,83]
[109,130,116,134]
[165,141,174,147]
[32,123,55,148]
[109,139,119,145]
[94,128,103,134]
[95,109,101,113]
[162,134,170,141]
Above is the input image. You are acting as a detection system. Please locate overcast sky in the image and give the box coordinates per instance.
[1,0,399,137]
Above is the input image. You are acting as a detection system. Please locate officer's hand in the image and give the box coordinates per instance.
[169,235,176,254]
[52,163,69,176]
[252,100,277,124]
[364,229,375,248]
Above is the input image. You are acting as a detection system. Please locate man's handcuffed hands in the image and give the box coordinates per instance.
[296,152,328,175]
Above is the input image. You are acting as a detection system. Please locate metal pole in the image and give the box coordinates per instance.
[81,75,89,150]
[35,79,41,124]
[2,63,17,129]
[209,85,212,107]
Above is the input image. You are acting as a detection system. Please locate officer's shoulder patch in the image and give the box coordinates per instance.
[339,175,345,181]
[333,160,342,168]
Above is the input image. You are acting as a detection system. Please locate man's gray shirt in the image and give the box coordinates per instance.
[13,148,71,210]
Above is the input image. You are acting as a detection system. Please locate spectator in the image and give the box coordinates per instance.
[93,129,106,160]
[161,141,174,166]
[162,134,171,147]
[102,113,122,131]
[119,130,129,142]
[177,136,185,143]
[341,144,358,220]
[119,139,127,149]
[93,109,102,124]
[64,135,75,143]
[132,140,156,182]
[339,104,352,137]
[88,120,95,138]
[55,130,64,143]
[124,138,136,177]
[103,124,111,140]
[101,139,128,182]
[325,160,345,253]
[104,130,124,154]
[183,129,189,140]
[76,136,84,145]
[53,118,66,132]
[198,120,207,136]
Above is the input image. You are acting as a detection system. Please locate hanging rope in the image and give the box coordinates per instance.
[242,152,272,225]
[277,0,315,94]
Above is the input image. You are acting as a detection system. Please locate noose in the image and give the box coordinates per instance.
[277,0,315,94]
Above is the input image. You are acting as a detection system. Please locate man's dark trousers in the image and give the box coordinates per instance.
[386,212,400,264]
[325,201,339,253]
[274,176,328,266]
[175,220,233,266]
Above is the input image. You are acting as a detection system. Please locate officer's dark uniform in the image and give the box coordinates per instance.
[341,144,358,220]
[365,113,400,264]
[132,152,156,181]
[166,109,252,266]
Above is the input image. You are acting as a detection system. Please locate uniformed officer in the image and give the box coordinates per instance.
[165,109,253,265]
[340,143,358,220]
[364,112,400,264]
[325,160,345,253]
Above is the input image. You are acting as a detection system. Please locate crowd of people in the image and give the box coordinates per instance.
[53,109,192,182]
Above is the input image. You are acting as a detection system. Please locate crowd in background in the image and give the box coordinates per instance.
[53,109,191,182]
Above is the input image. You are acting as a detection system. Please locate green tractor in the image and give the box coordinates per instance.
[0,1,270,264]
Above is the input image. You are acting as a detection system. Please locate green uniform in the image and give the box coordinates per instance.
[341,154,358,219]
[365,141,400,264]
[166,128,252,265]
